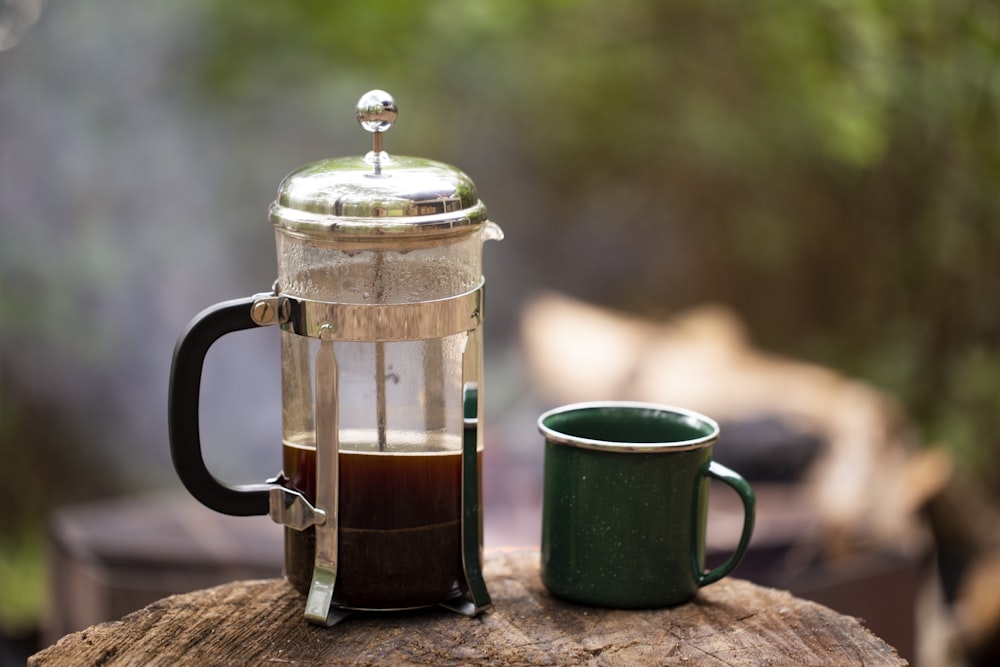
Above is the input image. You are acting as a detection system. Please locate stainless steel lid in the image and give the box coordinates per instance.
[268,90,488,241]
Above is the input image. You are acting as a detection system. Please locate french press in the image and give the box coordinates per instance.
[168,90,502,625]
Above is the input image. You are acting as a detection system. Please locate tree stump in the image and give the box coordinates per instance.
[30,550,906,666]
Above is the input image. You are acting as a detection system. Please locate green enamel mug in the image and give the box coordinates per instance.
[539,401,755,608]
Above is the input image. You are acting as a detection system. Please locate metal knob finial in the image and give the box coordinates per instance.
[356,90,397,133]
[356,90,397,175]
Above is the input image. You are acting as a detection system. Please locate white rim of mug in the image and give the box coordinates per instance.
[537,400,720,453]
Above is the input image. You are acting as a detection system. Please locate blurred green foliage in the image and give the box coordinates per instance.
[0,530,45,632]
[186,0,1000,488]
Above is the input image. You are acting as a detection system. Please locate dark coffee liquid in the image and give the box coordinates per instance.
[282,440,469,609]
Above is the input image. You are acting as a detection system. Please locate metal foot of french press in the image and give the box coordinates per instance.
[266,486,350,626]
[305,568,352,627]
[441,382,493,617]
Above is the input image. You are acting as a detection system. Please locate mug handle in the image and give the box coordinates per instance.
[694,460,756,586]
[168,296,274,516]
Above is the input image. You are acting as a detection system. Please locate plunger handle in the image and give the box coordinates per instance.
[356,89,397,175]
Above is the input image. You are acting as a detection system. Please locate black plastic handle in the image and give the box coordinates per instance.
[168,296,272,516]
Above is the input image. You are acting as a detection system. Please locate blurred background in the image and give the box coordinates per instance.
[3,0,1000,664]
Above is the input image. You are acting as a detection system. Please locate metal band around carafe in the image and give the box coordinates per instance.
[250,279,485,341]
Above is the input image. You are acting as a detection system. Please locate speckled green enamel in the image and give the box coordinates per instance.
[539,403,754,609]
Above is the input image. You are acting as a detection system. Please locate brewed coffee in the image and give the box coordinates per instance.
[282,439,469,609]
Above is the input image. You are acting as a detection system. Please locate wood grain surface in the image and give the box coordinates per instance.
[30,550,906,666]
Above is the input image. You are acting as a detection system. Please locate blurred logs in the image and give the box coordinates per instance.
[521,291,940,557]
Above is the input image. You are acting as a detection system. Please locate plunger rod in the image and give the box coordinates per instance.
[376,341,387,451]
[374,250,388,451]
